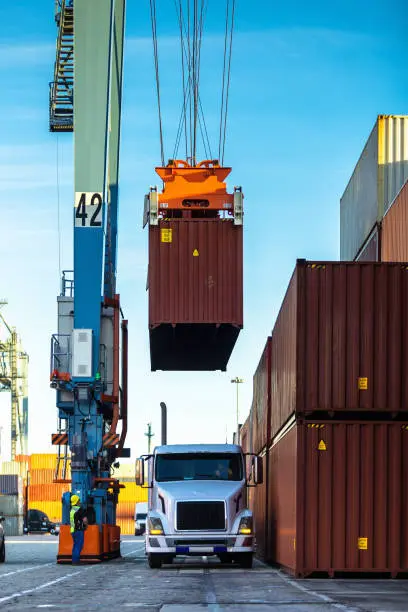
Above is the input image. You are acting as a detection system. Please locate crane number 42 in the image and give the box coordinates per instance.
[75,192,103,227]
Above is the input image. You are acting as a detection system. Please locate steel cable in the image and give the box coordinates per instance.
[149,0,165,166]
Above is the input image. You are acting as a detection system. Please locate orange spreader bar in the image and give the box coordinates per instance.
[156,159,234,212]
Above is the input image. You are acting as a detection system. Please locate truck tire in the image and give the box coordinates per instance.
[237,553,253,569]
[148,553,162,569]
[0,542,5,563]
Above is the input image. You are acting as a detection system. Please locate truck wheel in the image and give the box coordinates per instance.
[237,553,253,569]
[148,553,162,569]
[0,542,5,563]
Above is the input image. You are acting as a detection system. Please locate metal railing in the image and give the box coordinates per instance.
[61,270,74,297]
[50,334,71,378]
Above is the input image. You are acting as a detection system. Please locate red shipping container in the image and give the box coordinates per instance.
[252,338,272,454]
[148,219,243,371]
[270,261,408,438]
[355,224,381,262]
[257,420,408,577]
[382,180,408,261]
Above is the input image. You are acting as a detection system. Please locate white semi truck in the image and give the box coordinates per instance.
[136,444,263,569]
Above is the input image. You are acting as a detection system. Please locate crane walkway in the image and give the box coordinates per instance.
[49,0,73,132]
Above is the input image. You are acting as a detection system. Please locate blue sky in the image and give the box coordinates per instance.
[0,0,407,460]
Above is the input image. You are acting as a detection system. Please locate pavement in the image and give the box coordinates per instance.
[0,536,408,611]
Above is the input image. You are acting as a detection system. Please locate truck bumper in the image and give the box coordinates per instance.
[146,534,254,556]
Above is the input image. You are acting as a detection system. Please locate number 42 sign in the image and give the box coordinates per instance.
[75,192,103,227]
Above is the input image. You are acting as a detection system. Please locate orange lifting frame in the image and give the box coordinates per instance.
[155,159,234,212]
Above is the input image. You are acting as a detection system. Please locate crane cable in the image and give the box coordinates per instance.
[149,0,165,166]
[151,0,235,166]
[219,0,235,166]
[173,0,211,162]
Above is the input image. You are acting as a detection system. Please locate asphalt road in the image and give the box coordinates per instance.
[1,536,408,611]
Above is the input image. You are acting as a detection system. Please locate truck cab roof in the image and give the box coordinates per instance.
[154,444,242,454]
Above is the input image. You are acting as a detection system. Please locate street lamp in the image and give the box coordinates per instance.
[231,377,244,439]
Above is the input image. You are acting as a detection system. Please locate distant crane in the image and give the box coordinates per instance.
[0,300,29,459]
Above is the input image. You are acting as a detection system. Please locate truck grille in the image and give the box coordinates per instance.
[176,501,225,531]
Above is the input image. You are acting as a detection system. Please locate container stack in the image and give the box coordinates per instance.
[340,115,408,262]
[0,475,24,536]
[248,261,408,576]
[112,463,148,534]
[145,160,243,372]
[27,454,71,523]
[244,114,408,578]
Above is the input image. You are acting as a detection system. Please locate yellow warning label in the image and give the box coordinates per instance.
[161,228,172,243]
[358,537,368,550]
[193,249,199,257]
[318,440,327,451]
[358,377,368,390]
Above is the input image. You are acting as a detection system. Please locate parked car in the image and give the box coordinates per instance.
[24,509,59,536]
[134,502,148,536]
[0,515,5,562]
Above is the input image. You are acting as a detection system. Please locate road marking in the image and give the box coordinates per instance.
[0,564,102,604]
[276,571,361,612]
[0,563,53,578]
[6,538,58,544]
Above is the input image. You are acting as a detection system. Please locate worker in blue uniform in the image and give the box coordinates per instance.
[70,494,88,564]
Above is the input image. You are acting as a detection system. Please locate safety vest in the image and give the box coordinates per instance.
[70,505,80,534]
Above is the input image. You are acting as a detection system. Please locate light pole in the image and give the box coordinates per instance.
[145,423,154,454]
[231,377,244,440]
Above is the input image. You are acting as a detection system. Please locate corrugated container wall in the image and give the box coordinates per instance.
[0,475,23,496]
[382,180,408,261]
[270,261,408,438]
[148,219,243,371]
[355,225,381,262]
[263,421,408,577]
[252,338,272,454]
[340,115,408,260]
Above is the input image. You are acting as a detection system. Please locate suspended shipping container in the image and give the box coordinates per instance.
[340,115,408,260]
[146,159,243,371]
[148,219,243,370]
[269,260,408,439]
[259,420,408,577]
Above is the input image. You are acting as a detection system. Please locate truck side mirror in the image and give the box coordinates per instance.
[135,458,145,486]
[253,456,263,485]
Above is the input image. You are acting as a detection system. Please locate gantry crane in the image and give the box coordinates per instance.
[49,0,128,563]
[0,301,29,459]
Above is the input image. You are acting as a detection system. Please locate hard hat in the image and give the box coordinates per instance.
[71,494,80,506]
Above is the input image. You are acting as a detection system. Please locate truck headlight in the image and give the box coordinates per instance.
[238,516,253,535]
[148,517,164,535]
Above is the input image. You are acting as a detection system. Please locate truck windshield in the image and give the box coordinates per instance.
[136,513,147,520]
[155,453,243,482]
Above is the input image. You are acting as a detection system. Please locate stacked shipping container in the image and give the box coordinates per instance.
[246,260,408,576]
[340,115,408,261]
[355,180,408,263]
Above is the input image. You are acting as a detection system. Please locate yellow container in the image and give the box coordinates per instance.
[30,501,62,523]
[119,483,147,503]
[30,454,58,471]
[117,518,134,535]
